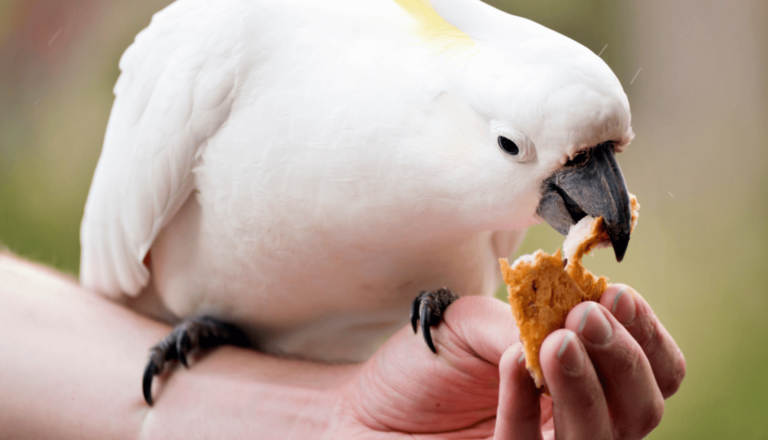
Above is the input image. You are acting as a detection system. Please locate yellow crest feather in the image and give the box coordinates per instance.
[393,0,478,59]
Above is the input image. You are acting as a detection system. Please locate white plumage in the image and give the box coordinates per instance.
[80,0,632,362]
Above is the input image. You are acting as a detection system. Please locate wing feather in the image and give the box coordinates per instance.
[80,0,245,297]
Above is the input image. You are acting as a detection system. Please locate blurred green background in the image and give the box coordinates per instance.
[1,0,766,437]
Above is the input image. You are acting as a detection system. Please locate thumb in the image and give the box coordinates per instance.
[439,295,519,364]
[494,343,544,440]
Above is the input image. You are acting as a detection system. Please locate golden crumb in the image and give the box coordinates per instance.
[500,250,584,389]
[499,194,640,390]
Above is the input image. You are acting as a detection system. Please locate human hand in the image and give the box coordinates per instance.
[328,284,685,439]
[496,284,687,439]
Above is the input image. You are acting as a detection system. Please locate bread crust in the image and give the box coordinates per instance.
[500,194,639,390]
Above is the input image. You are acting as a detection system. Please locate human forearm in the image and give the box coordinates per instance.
[0,253,685,440]
[0,254,356,440]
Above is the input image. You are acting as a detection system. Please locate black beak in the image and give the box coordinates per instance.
[536,142,633,262]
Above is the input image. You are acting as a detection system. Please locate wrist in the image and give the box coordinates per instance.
[139,348,364,440]
[317,365,383,440]
[286,366,360,440]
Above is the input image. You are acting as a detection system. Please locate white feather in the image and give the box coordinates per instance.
[81,0,240,297]
[80,0,632,361]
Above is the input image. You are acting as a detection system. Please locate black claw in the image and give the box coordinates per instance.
[140,316,251,406]
[177,331,190,368]
[410,288,460,354]
[420,303,436,353]
[143,360,158,406]
[411,295,422,334]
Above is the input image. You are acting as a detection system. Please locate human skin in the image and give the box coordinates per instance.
[0,253,685,439]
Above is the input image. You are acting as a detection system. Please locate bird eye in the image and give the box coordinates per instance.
[498,136,519,155]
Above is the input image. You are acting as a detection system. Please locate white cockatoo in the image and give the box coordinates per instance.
[79,0,634,404]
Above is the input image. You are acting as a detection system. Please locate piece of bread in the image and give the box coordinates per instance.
[500,195,639,390]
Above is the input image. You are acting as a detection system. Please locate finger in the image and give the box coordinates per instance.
[439,296,519,364]
[600,285,687,398]
[565,301,664,439]
[495,343,543,440]
[540,329,613,440]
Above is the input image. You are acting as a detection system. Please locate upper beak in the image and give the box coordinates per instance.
[536,142,633,262]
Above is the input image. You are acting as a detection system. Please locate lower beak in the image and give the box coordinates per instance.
[536,143,633,262]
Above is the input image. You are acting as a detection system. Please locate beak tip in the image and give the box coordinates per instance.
[611,235,630,262]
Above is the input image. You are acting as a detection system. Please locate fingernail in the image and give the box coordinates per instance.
[578,303,613,345]
[557,332,584,374]
[611,287,636,325]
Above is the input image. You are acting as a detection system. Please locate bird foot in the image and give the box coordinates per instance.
[142,316,250,405]
[410,288,460,353]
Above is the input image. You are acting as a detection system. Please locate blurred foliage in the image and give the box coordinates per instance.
[0,0,173,274]
[1,0,767,437]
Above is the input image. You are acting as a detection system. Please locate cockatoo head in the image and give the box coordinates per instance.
[411,0,636,261]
